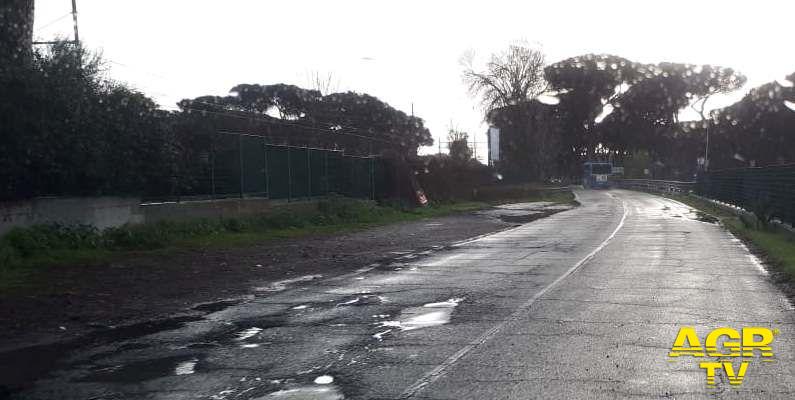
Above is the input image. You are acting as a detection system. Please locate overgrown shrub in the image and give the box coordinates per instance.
[414,155,497,202]
[1,42,176,200]
[0,198,398,268]
[1,224,101,256]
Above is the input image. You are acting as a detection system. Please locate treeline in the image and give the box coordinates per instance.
[0,43,432,201]
[490,53,795,181]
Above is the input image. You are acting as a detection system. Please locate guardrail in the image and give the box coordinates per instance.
[616,179,696,194]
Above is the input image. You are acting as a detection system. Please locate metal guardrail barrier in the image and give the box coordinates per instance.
[616,179,696,194]
[617,166,795,228]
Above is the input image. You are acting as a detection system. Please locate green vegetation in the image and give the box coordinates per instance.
[669,194,795,284]
[0,191,574,289]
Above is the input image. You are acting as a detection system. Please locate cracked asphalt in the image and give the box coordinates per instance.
[5,189,794,399]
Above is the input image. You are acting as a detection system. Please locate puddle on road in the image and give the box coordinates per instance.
[0,315,205,391]
[192,299,245,313]
[98,315,205,342]
[236,327,264,341]
[174,359,198,375]
[478,202,573,224]
[262,375,342,400]
[497,212,548,224]
[194,315,287,349]
[255,275,323,292]
[373,298,464,340]
[335,294,386,307]
[79,355,201,383]
[262,385,344,399]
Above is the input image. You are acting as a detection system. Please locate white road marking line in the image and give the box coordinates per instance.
[399,192,629,398]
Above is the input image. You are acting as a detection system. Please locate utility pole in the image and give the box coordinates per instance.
[33,0,79,45]
[704,124,710,172]
[71,0,79,44]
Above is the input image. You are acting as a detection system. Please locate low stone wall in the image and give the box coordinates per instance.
[0,197,143,235]
[0,196,318,235]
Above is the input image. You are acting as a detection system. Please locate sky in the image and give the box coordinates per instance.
[33,0,795,162]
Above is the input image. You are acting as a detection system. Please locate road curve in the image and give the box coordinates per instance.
[12,189,794,400]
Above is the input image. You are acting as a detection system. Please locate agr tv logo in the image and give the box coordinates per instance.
[668,327,779,387]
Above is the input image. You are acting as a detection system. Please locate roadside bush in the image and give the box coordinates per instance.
[415,155,496,202]
[0,242,21,269]
[1,224,101,256]
[0,197,468,269]
[103,223,171,250]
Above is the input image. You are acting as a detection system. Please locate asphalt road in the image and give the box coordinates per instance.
[10,189,795,399]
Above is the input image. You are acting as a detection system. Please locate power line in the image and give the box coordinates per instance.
[34,12,71,33]
[71,0,79,43]
[33,0,79,45]
[214,130,379,158]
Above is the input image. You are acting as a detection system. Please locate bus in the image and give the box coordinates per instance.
[582,161,613,189]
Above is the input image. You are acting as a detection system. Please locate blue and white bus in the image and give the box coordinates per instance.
[582,162,613,189]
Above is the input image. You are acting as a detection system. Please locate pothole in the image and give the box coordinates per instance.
[373,298,464,340]
[78,354,202,383]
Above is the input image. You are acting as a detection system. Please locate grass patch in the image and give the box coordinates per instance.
[0,191,574,290]
[667,194,795,284]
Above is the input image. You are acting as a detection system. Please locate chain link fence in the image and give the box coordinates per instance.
[696,164,795,226]
[153,131,386,203]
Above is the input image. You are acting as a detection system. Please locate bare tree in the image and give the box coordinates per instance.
[306,70,340,95]
[461,44,547,115]
[447,128,468,142]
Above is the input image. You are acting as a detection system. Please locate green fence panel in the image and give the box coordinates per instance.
[265,145,290,199]
[373,158,387,199]
[350,157,373,199]
[326,151,345,196]
[289,147,310,199]
[213,134,242,196]
[240,135,267,196]
[309,149,327,196]
[175,133,386,202]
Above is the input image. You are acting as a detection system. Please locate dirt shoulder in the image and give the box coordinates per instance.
[0,210,528,350]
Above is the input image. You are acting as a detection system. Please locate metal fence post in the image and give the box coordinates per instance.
[307,146,311,199]
[287,146,292,202]
[263,142,270,199]
[324,151,329,195]
[370,156,375,200]
[369,142,375,200]
[238,134,244,199]
[210,143,216,199]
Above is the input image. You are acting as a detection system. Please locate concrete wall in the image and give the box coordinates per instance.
[0,197,144,235]
[0,196,316,235]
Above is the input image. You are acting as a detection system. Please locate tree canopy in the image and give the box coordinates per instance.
[177,85,433,155]
[462,44,547,115]
[485,51,763,180]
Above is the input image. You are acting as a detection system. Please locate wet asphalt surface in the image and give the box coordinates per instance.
[4,189,795,399]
